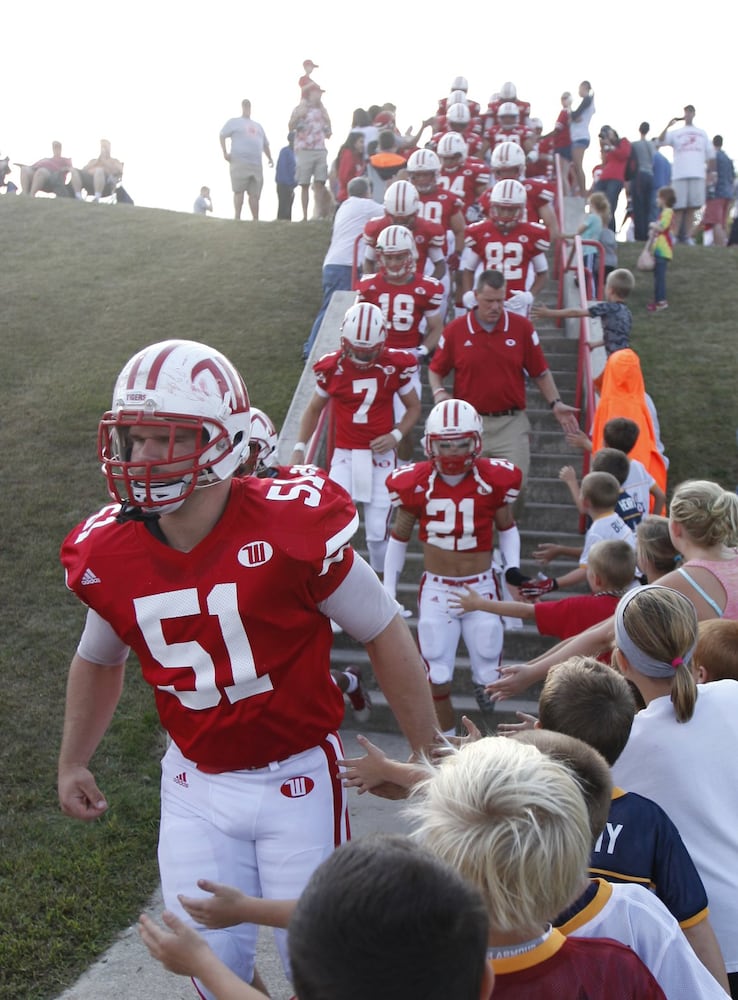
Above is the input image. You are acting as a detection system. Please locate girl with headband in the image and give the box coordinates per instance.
[612,584,738,996]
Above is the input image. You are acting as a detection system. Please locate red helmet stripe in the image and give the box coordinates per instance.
[141,342,179,390]
[191,359,249,409]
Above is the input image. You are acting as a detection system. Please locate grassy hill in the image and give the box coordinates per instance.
[0,196,735,999]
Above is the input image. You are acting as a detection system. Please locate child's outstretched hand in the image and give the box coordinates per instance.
[531,304,552,320]
[559,465,578,486]
[565,428,592,452]
[497,712,539,736]
[448,585,484,613]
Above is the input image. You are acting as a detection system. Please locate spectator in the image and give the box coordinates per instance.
[429,269,578,490]
[569,81,596,196]
[560,190,609,289]
[703,135,735,246]
[533,267,634,358]
[275,132,297,221]
[651,146,672,219]
[544,91,573,193]
[335,131,365,204]
[647,186,676,312]
[20,140,73,197]
[71,138,124,203]
[693,619,738,683]
[303,176,381,360]
[630,122,656,240]
[193,185,212,216]
[593,126,632,230]
[289,82,333,221]
[0,154,17,194]
[349,107,378,157]
[611,585,738,995]
[139,835,495,1000]
[219,99,273,221]
[366,130,407,203]
[297,58,320,92]
[410,738,666,997]
[383,399,523,732]
[657,104,711,243]
[57,339,438,998]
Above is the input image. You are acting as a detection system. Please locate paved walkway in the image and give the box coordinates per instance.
[55,731,413,1000]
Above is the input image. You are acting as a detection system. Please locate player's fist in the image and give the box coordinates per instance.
[519,575,558,598]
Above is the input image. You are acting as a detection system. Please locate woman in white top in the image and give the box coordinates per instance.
[569,80,596,196]
[611,584,738,994]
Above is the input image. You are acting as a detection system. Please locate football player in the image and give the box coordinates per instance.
[486,81,532,128]
[57,339,437,999]
[383,399,523,734]
[434,75,482,121]
[362,179,446,281]
[407,148,466,280]
[484,100,534,156]
[485,140,559,239]
[460,178,550,316]
[430,99,485,158]
[436,132,490,221]
[291,302,420,575]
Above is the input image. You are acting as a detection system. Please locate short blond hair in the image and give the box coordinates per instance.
[581,471,620,512]
[409,738,590,933]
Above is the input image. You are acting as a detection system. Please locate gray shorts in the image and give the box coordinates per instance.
[295,148,328,185]
[672,177,706,210]
[230,161,263,197]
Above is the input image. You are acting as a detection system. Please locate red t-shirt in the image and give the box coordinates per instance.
[61,476,358,771]
[313,347,418,448]
[430,308,549,412]
[387,458,521,552]
[534,593,620,640]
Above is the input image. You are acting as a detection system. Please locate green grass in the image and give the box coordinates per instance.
[0,196,735,999]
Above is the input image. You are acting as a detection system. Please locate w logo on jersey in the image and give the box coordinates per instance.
[238,541,274,567]
[280,776,315,798]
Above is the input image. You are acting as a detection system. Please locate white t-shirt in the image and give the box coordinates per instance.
[662,125,711,180]
[581,512,636,564]
[564,879,728,999]
[623,458,655,516]
[613,681,738,972]
[324,198,384,268]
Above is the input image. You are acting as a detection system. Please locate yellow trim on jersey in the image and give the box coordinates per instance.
[611,786,627,799]
[679,907,710,930]
[556,878,613,935]
[588,866,654,889]
[491,928,566,974]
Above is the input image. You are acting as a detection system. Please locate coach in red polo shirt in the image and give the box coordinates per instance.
[428,269,578,484]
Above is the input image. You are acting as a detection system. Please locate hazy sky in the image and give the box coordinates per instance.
[3,3,733,222]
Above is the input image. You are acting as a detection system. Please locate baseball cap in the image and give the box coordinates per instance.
[303,59,319,70]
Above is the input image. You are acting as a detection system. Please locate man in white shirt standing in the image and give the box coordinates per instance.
[303,176,381,360]
[219,99,273,221]
[657,104,711,244]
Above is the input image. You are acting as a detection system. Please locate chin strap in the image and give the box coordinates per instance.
[116,501,160,523]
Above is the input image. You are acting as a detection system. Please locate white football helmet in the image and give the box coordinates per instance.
[500,81,517,100]
[424,399,483,475]
[490,178,526,232]
[407,148,441,192]
[383,179,419,222]
[492,141,527,179]
[447,102,471,127]
[497,101,520,127]
[437,131,468,166]
[451,75,468,93]
[100,339,251,512]
[247,407,278,476]
[340,302,387,367]
[449,89,468,107]
[376,225,418,281]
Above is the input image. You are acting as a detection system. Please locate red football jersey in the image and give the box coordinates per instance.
[462,219,549,295]
[356,272,443,351]
[61,476,359,771]
[438,159,490,210]
[490,930,666,999]
[430,125,485,158]
[416,188,465,232]
[363,215,445,273]
[486,97,531,124]
[437,97,482,119]
[386,458,521,553]
[313,347,418,448]
[523,176,555,221]
[485,124,533,152]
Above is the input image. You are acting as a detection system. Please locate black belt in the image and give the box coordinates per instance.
[478,408,520,417]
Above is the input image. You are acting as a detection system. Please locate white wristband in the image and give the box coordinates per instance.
[293,441,307,452]
[390,427,403,444]
[432,386,447,397]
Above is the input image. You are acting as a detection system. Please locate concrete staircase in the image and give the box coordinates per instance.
[331,301,588,735]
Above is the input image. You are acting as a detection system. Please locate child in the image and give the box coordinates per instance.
[514,728,729,998]
[647,186,676,312]
[450,539,635,641]
[532,268,634,357]
[692,619,738,683]
[521,471,636,597]
[559,448,641,531]
[139,836,495,1000]
[568,414,668,516]
[564,191,610,294]
[409,738,666,997]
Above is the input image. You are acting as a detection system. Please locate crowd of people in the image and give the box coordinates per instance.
[49,67,738,1000]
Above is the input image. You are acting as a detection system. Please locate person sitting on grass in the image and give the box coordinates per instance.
[138,835,495,1000]
[449,538,635,642]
